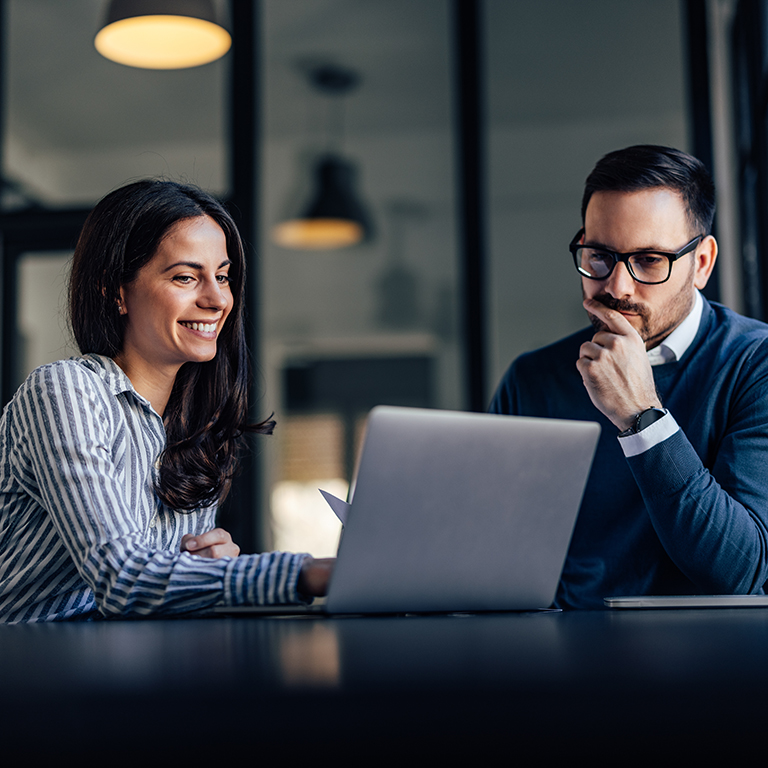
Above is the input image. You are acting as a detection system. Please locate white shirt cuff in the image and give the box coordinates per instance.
[618,412,680,457]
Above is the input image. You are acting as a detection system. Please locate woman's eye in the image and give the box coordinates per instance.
[216,274,231,284]
[173,275,194,284]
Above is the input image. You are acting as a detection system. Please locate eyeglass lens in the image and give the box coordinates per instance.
[574,247,670,283]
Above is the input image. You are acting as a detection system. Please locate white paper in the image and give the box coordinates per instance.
[319,489,350,525]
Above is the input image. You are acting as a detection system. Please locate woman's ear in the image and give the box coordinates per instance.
[117,286,127,315]
[100,280,126,314]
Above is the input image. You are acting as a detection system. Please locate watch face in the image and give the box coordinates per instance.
[636,407,666,432]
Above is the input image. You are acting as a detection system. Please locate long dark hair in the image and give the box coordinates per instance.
[69,179,274,511]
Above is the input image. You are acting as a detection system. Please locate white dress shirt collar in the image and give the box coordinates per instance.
[646,289,703,367]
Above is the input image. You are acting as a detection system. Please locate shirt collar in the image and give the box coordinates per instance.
[646,289,703,366]
[79,353,153,408]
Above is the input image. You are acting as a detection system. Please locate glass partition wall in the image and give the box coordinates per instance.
[259,1,460,554]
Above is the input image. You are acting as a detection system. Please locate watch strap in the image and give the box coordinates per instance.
[619,407,668,437]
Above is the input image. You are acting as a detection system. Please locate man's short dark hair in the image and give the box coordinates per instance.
[581,145,716,236]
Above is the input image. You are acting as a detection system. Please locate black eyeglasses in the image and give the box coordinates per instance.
[569,228,705,285]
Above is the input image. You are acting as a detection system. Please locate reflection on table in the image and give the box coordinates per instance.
[1,608,766,761]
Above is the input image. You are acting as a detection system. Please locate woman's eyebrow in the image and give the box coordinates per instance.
[162,259,231,272]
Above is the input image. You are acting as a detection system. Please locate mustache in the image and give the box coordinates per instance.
[590,294,647,316]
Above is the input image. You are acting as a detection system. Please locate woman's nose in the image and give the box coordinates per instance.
[198,277,229,309]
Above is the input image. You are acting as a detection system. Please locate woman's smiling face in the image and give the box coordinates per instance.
[118,214,234,375]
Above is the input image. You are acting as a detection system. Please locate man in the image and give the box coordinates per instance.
[490,145,768,609]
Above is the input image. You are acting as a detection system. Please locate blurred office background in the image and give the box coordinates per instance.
[0,0,762,555]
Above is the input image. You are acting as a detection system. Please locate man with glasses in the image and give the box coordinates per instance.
[490,144,768,608]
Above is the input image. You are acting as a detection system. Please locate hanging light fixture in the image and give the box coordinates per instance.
[95,0,231,69]
[272,155,371,249]
[272,65,372,250]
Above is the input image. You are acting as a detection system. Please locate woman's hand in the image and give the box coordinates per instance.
[297,557,336,597]
[180,528,240,559]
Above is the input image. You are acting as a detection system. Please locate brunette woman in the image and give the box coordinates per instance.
[0,180,332,623]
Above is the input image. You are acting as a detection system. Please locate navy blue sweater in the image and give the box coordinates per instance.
[490,299,768,609]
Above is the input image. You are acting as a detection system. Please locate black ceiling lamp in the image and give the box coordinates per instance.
[272,65,373,251]
[95,0,231,69]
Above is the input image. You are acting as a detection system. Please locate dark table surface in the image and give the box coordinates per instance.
[1,608,766,762]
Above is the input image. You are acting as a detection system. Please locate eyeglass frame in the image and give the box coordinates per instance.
[569,228,705,285]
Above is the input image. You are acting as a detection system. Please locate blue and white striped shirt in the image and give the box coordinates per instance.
[0,354,307,623]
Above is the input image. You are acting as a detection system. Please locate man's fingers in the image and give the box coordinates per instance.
[583,298,637,335]
[579,340,605,361]
[580,334,629,364]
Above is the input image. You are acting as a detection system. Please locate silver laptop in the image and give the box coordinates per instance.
[604,595,768,609]
[217,406,599,616]
[323,405,599,613]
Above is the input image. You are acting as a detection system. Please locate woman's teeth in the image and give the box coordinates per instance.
[181,322,216,333]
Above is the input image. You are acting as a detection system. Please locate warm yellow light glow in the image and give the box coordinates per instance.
[95,15,231,69]
[272,219,364,250]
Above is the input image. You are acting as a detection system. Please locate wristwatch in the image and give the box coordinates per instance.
[619,407,668,437]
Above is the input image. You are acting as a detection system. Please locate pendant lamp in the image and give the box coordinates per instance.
[272,155,371,250]
[95,0,231,69]
[272,65,372,250]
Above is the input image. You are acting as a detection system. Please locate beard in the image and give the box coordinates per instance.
[586,294,652,339]
[582,259,696,350]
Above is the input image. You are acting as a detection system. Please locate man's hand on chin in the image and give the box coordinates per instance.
[576,298,663,431]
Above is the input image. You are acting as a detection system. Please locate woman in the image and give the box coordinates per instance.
[0,179,333,623]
